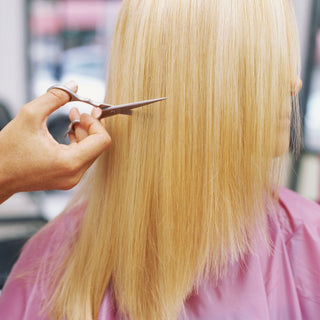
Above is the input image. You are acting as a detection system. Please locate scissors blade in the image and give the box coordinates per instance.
[99,97,168,119]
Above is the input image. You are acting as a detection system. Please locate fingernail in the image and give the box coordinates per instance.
[92,107,102,118]
[64,80,78,92]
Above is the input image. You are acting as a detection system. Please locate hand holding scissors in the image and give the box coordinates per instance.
[0,81,112,203]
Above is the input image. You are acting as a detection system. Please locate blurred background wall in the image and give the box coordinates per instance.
[0,0,27,114]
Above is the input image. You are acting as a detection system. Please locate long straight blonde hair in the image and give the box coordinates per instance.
[46,0,300,319]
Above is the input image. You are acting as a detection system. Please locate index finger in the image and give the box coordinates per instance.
[27,81,78,119]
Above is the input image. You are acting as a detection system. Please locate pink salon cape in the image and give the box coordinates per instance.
[1,188,320,319]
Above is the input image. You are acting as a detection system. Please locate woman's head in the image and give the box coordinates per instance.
[105,0,301,155]
[49,1,301,319]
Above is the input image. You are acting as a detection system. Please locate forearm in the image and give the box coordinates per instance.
[0,172,13,204]
[0,193,12,204]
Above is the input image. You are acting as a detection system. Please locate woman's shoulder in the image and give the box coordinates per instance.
[278,187,320,236]
[279,187,320,217]
[18,202,86,267]
[277,188,320,317]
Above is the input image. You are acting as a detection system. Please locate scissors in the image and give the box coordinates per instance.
[47,84,168,137]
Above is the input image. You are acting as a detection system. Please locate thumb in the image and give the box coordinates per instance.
[27,81,78,120]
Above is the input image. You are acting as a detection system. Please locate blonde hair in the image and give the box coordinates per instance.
[47,0,300,319]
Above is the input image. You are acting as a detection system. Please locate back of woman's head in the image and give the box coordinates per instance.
[49,0,300,319]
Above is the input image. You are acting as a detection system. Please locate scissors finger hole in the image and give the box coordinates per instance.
[64,119,81,137]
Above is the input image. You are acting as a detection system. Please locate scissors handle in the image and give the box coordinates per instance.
[47,84,112,108]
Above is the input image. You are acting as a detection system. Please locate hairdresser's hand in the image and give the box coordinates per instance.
[0,81,111,204]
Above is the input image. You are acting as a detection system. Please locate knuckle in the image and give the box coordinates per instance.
[56,160,82,190]
[64,159,81,176]
[102,134,112,149]
[61,176,81,190]
[48,88,70,103]
[56,154,81,176]
[20,103,37,120]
